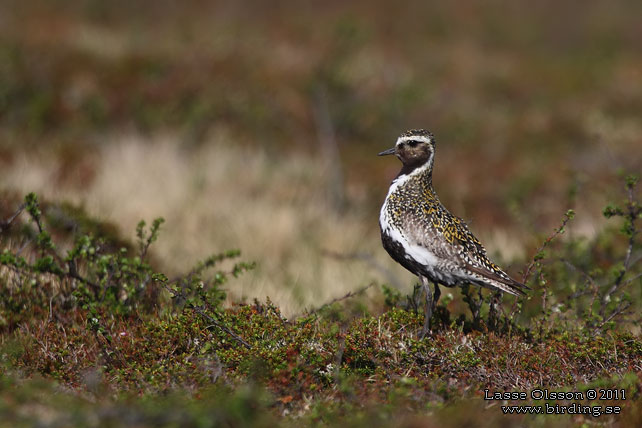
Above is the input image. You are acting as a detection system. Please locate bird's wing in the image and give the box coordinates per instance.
[450,215,529,295]
[404,206,528,295]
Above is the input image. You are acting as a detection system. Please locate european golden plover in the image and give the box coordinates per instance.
[379,129,527,336]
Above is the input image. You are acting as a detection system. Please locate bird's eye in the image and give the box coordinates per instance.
[408,140,419,147]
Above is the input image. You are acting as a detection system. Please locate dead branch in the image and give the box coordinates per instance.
[0,202,26,233]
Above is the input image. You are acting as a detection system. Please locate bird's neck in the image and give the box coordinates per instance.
[397,161,433,187]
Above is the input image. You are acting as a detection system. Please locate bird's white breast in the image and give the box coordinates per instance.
[379,186,440,271]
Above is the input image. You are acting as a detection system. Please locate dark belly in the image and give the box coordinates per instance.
[381,230,459,287]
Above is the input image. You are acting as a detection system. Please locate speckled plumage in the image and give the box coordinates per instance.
[378,129,527,335]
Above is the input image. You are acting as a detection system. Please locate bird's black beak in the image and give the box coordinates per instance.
[378,147,396,156]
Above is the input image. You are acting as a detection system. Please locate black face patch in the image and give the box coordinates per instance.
[397,142,432,165]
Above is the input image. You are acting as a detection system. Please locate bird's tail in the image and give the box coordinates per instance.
[467,265,530,296]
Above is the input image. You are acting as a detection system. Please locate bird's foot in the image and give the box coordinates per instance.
[418,316,433,339]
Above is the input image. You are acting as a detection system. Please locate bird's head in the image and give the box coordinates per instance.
[378,129,436,176]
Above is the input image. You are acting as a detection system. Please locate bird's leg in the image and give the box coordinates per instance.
[420,276,433,338]
[433,283,441,314]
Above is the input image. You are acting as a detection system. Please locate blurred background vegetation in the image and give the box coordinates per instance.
[2,0,641,316]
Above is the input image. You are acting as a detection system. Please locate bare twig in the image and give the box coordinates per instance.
[595,301,632,335]
[560,259,600,305]
[522,210,575,284]
[560,259,599,291]
[461,284,483,327]
[510,210,574,332]
[67,260,102,296]
[193,304,252,349]
[161,282,252,349]
[0,202,26,233]
[487,291,501,331]
[601,184,639,315]
[619,272,642,288]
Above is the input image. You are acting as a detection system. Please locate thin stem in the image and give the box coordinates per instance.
[0,203,26,233]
